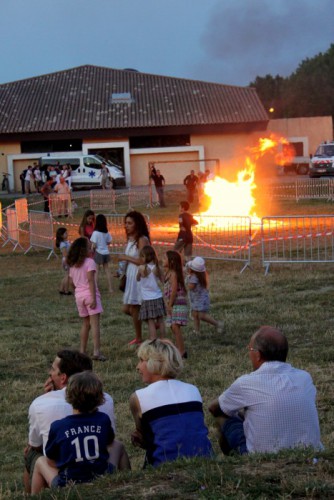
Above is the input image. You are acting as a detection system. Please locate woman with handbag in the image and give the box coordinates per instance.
[118,211,150,345]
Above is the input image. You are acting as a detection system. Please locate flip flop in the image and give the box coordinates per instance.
[128,339,142,346]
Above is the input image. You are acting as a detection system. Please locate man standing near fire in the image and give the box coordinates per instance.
[150,165,166,207]
[183,169,198,205]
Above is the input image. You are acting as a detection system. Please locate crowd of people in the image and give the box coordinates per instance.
[20,172,324,494]
[20,163,73,195]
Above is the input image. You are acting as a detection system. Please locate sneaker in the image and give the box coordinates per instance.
[92,354,107,362]
[217,321,225,334]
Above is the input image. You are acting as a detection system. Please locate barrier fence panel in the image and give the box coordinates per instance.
[296,178,333,202]
[90,190,116,212]
[0,201,4,242]
[267,179,334,202]
[268,182,297,200]
[193,215,252,272]
[105,213,150,255]
[25,211,56,259]
[261,215,334,274]
[2,208,23,251]
[126,187,151,210]
[149,215,252,272]
[15,198,29,224]
[49,193,72,218]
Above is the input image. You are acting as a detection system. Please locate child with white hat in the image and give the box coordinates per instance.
[186,257,224,334]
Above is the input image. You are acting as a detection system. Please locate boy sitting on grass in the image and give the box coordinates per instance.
[32,371,122,494]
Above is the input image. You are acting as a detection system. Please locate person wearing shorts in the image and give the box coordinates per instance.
[68,237,106,361]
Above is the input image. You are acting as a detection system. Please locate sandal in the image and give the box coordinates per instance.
[128,339,142,346]
[92,354,107,362]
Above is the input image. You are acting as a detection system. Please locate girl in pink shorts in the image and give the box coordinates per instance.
[67,237,106,361]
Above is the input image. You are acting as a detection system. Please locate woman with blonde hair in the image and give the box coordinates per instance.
[129,339,212,467]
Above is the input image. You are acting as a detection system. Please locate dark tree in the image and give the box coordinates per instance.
[250,44,334,120]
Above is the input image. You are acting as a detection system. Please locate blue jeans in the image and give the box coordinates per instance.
[222,416,248,455]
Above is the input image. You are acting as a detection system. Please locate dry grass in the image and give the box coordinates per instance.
[1,196,334,498]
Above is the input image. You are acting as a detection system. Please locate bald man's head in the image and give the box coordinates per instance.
[252,326,288,362]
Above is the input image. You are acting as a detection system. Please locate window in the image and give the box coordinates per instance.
[84,156,101,169]
[21,139,82,153]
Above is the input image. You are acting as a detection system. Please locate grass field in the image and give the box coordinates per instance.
[1,194,334,498]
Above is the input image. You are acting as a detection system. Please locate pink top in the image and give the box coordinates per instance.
[83,224,94,240]
[69,258,98,297]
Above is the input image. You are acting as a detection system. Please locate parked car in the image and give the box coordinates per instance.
[309,142,334,178]
[39,153,125,188]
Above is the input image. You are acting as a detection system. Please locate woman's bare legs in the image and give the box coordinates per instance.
[131,305,142,342]
[123,304,142,343]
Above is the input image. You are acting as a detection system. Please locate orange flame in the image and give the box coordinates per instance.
[198,134,293,223]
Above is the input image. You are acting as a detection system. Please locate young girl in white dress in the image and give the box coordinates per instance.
[90,214,113,293]
[137,245,166,340]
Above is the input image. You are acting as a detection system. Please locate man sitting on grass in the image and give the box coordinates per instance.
[209,326,323,455]
[31,371,119,493]
[24,349,129,493]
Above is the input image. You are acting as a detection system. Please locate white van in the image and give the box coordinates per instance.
[39,153,125,188]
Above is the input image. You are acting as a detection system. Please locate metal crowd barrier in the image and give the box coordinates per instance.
[90,190,116,212]
[15,198,29,224]
[148,215,252,273]
[268,178,334,202]
[261,215,334,274]
[105,213,150,254]
[25,211,56,259]
[49,193,72,218]
[90,187,151,213]
[2,208,24,251]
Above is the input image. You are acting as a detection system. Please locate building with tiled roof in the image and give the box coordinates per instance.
[0,65,271,190]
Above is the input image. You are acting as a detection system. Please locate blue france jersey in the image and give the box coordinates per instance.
[45,411,114,484]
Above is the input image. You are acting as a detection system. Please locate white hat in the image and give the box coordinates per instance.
[187,256,206,272]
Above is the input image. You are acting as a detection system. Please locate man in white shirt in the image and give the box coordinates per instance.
[24,166,34,194]
[24,349,129,492]
[209,326,323,455]
[54,177,71,217]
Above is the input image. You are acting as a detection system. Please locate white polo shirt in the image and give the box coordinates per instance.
[28,388,116,453]
[219,361,323,453]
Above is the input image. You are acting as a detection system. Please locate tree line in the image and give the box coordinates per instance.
[250,44,334,120]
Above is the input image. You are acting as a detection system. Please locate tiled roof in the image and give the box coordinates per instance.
[0,65,268,134]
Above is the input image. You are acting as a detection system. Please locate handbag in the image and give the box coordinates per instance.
[119,274,127,292]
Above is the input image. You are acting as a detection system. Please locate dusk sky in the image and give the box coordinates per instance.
[1,0,333,87]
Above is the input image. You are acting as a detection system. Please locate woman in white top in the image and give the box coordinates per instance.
[137,245,166,340]
[117,211,150,345]
[90,214,113,293]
